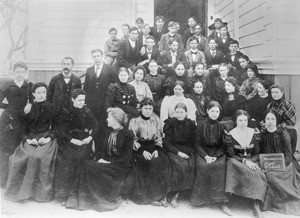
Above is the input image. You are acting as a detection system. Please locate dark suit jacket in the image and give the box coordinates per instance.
[138,47,162,66]
[158,33,184,53]
[184,50,207,69]
[161,50,187,68]
[186,34,209,52]
[83,64,117,121]
[183,28,194,48]
[151,26,168,45]
[204,50,225,68]
[215,36,233,56]
[46,73,81,111]
[116,39,141,68]
[225,51,244,70]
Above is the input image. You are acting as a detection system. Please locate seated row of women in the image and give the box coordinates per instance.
[3,83,300,218]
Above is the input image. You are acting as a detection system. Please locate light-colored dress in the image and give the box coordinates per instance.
[129,80,153,103]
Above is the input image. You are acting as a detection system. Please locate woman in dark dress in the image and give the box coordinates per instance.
[163,102,196,208]
[5,82,57,202]
[55,89,99,204]
[105,67,139,120]
[246,80,272,128]
[164,62,188,96]
[235,55,251,86]
[128,98,170,206]
[191,101,231,216]
[0,62,32,187]
[267,84,297,155]
[65,107,134,212]
[224,110,267,218]
[144,60,166,116]
[260,109,300,215]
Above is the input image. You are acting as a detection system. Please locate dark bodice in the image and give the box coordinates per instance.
[246,94,271,123]
[164,74,188,96]
[143,74,165,100]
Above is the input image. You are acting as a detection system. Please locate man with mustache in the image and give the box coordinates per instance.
[47,57,81,129]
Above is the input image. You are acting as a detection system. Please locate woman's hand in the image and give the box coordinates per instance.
[178,151,190,159]
[152,150,158,158]
[24,103,32,114]
[98,158,110,164]
[143,151,152,160]
[26,138,38,146]
[82,136,93,145]
[133,141,141,151]
[70,139,84,146]
[244,159,259,171]
[38,137,51,145]
[204,155,216,164]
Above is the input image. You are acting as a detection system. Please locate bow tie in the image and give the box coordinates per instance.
[191,51,197,55]
[63,74,71,79]
[169,34,175,38]
[231,53,236,56]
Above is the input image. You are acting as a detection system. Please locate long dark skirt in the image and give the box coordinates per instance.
[128,141,171,204]
[65,159,130,212]
[225,158,267,202]
[0,109,22,187]
[263,163,300,215]
[190,154,227,206]
[54,141,94,201]
[167,149,195,192]
[5,133,58,202]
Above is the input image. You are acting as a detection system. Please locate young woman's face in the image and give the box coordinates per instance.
[118,71,129,83]
[257,83,268,97]
[239,58,249,68]
[265,113,277,129]
[141,104,153,118]
[271,88,284,100]
[194,64,204,76]
[107,113,119,128]
[207,106,220,120]
[247,69,256,79]
[219,66,228,78]
[13,67,26,82]
[193,81,203,95]
[134,69,144,81]
[148,62,158,74]
[33,86,47,102]
[72,94,85,108]
[175,64,185,76]
[236,115,248,129]
[225,81,235,93]
[173,85,184,96]
[175,107,187,121]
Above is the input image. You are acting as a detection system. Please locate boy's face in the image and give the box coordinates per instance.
[13,67,26,82]
[146,38,155,49]
[156,19,164,28]
[194,25,202,35]
[136,20,143,29]
[188,18,196,28]
[209,40,217,50]
[169,41,179,52]
[33,86,47,102]
[122,26,129,35]
[91,51,103,65]
[220,27,228,36]
[109,31,117,39]
[142,25,151,35]
[168,25,176,34]
[229,44,239,53]
[129,30,139,41]
[214,21,222,29]
[189,39,198,50]
[219,66,228,77]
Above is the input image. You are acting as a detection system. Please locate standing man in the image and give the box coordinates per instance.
[84,49,117,151]
[47,56,81,129]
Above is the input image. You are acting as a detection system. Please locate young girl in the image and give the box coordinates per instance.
[129,66,153,109]
[55,89,99,204]
[0,62,32,187]
[5,82,57,202]
[191,101,231,216]
[236,55,252,86]
[163,102,196,207]
[128,98,170,206]
[144,60,166,116]
[224,110,267,218]
[164,62,188,96]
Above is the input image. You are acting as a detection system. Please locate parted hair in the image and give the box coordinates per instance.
[72,89,86,99]
[32,82,47,93]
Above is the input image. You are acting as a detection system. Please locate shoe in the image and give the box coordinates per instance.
[218,203,233,216]
[151,201,162,206]
[253,202,264,218]
[170,196,179,208]
[160,198,168,208]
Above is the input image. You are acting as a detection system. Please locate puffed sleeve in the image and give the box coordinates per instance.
[160,96,170,127]
[250,128,261,163]
[223,130,236,158]
[113,130,134,165]
[281,128,292,165]
[163,76,173,96]
[144,82,153,100]
[194,124,208,157]
[163,119,179,154]
[154,115,163,148]
[186,99,196,121]
[85,106,99,139]
[105,83,116,112]
[128,117,141,150]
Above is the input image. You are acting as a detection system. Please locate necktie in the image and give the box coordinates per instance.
[171,53,176,63]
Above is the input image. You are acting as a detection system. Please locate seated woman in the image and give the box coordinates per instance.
[164,62,189,96]
[260,109,300,215]
[267,84,297,155]
[128,98,170,206]
[224,110,267,218]
[105,67,139,120]
[160,81,196,127]
[129,66,153,109]
[163,102,196,208]
[55,89,99,204]
[190,101,231,216]
[246,80,272,128]
[239,63,261,102]
[65,107,133,212]
[5,82,57,202]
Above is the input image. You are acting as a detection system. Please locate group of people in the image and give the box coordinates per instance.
[0,15,299,218]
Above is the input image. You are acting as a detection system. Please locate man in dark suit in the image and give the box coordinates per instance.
[83,49,117,153]
[182,16,197,48]
[116,26,141,74]
[138,36,162,69]
[225,39,244,70]
[151,15,168,46]
[46,56,81,129]
[137,23,151,49]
